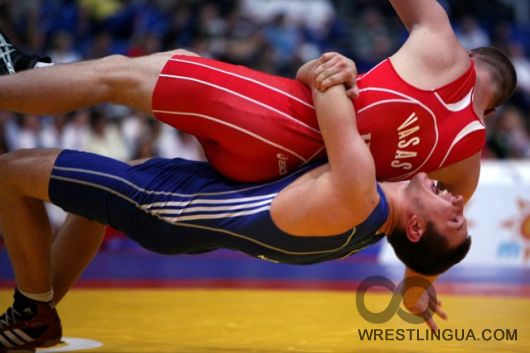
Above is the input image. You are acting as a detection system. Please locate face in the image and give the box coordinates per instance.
[405,173,468,247]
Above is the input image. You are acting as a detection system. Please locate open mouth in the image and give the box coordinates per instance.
[431,181,448,196]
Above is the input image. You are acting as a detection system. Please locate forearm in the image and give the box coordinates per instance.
[312,86,375,197]
[312,85,359,166]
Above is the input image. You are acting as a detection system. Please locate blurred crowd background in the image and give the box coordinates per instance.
[0,0,529,161]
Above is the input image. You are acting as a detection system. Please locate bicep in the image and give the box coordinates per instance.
[271,173,378,236]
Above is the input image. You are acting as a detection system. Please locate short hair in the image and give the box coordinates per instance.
[387,222,471,276]
[470,46,517,109]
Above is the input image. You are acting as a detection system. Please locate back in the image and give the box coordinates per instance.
[354,58,485,181]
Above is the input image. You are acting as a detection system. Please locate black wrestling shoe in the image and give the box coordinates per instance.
[0,289,62,352]
[0,30,51,75]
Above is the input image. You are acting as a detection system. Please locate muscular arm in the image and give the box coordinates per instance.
[272,85,378,235]
[312,86,376,204]
[389,0,469,87]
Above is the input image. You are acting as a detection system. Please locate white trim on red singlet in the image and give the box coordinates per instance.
[152,110,309,163]
[169,58,315,109]
[304,146,326,165]
[159,74,321,135]
[434,88,474,112]
[357,87,439,181]
[438,121,485,168]
[355,60,388,82]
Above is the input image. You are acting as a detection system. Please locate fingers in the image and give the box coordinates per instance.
[430,299,447,321]
[318,52,337,64]
[433,306,448,321]
[424,315,438,332]
[347,85,360,99]
[316,72,354,92]
[422,298,446,332]
[313,52,357,92]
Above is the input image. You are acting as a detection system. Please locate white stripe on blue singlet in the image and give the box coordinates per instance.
[143,198,275,215]
[140,193,277,209]
[160,205,273,222]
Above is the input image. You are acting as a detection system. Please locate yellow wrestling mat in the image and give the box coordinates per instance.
[0,289,528,353]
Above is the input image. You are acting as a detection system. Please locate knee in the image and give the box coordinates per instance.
[96,54,134,100]
[100,54,130,67]
[0,149,59,193]
[162,49,200,57]
[0,150,27,189]
[98,54,132,79]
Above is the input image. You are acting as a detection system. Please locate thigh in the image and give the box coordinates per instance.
[47,150,224,254]
[114,50,199,114]
[151,55,324,182]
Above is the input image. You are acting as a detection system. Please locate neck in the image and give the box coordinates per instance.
[378,182,407,236]
[473,66,494,122]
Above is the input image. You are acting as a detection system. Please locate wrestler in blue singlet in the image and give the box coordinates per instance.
[49,150,387,265]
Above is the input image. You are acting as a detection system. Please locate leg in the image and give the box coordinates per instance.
[0,149,62,351]
[51,215,105,303]
[49,155,176,303]
[0,149,60,293]
[0,49,197,115]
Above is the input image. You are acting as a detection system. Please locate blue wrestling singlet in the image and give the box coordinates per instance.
[49,150,388,265]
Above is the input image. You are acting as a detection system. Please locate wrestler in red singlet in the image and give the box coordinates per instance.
[152,55,484,182]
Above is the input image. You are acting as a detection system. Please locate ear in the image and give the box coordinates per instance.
[406,214,427,243]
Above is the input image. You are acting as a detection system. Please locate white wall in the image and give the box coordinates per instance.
[379,160,530,267]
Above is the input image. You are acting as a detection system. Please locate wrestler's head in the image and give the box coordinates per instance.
[470,46,517,113]
[387,173,471,276]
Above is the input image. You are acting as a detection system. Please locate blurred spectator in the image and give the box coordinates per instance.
[12,115,58,149]
[509,43,530,96]
[262,13,302,72]
[351,7,397,71]
[80,0,123,22]
[62,110,91,150]
[486,106,530,159]
[455,16,491,49]
[240,0,335,30]
[156,126,206,161]
[128,33,164,57]
[86,31,116,58]
[48,31,82,63]
[84,110,129,161]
